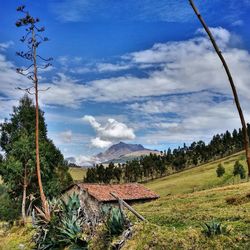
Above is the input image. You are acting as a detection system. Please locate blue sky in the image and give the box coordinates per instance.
[1,0,250,165]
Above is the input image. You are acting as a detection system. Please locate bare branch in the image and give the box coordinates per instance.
[37,55,53,62]
[38,87,50,92]
[15,86,35,95]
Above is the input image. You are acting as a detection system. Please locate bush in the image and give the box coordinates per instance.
[216,163,225,177]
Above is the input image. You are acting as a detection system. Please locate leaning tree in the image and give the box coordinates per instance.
[189,0,250,177]
[15,5,53,220]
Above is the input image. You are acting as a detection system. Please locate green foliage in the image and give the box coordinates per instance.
[0,185,20,221]
[34,193,88,249]
[201,221,231,237]
[216,163,225,177]
[0,95,73,202]
[102,206,127,237]
[233,160,246,179]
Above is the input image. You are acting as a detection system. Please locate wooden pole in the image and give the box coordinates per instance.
[189,0,250,177]
[110,192,146,221]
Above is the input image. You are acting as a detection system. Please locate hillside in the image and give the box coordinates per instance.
[125,182,250,249]
[145,150,247,196]
[123,151,250,249]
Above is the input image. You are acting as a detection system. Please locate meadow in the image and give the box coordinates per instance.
[124,151,250,249]
[1,151,250,249]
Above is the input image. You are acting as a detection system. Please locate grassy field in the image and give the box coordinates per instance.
[123,151,250,249]
[68,167,87,181]
[1,151,250,249]
[145,150,247,196]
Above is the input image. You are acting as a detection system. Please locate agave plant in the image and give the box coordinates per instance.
[202,221,231,237]
[33,193,88,249]
[102,206,127,237]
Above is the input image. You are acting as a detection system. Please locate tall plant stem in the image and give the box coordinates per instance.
[189,0,250,177]
[32,27,50,220]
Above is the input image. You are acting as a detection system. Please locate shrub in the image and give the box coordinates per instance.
[216,163,225,177]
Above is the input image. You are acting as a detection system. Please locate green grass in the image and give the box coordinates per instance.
[68,167,87,181]
[145,151,247,196]
[123,151,250,249]
[0,224,35,250]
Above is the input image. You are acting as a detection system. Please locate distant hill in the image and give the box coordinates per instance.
[95,141,159,163]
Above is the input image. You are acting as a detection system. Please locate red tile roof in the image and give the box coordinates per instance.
[76,183,159,202]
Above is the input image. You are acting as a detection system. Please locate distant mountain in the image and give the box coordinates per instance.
[95,141,159,163]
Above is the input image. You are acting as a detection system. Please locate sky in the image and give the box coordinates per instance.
[1,0,250,165]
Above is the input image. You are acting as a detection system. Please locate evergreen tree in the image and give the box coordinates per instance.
[216,163,225,177]
[233,161,246,179]
[0,96,73,221]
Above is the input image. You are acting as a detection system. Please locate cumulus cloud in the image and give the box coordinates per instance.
[83,115,135,148]
[91,137,112,148]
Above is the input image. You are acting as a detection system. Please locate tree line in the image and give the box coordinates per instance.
[85,125,250,184]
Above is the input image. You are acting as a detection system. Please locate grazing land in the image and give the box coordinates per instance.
[145,150,247,196]
[124,151,250,249]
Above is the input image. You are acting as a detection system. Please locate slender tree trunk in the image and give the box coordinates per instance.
[32,27,50,220]
[21,164,27,224]
[189,0,250,177]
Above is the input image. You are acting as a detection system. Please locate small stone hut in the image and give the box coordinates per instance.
[63,183,159,219]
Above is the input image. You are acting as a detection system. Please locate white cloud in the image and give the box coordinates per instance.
[91,137,112,148]
[0,27,244,109]
[232,20,244,27]
[75,155,100,167]
[36,27,250,106]
[59,130,73,143]
[0,41,14,51]
[83,115,135,148]
[128,90,250,146]
[96,63,131,72]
